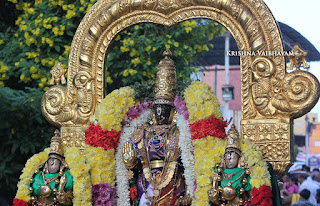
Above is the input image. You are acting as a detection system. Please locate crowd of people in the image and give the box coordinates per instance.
[281,165,320,206]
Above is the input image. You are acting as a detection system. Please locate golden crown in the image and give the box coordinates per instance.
[225,124,241,156]
[49,129,64,160]
[153,50,176,106]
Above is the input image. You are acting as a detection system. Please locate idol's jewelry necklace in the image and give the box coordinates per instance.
[224,169,243,180]
[221,170,245,187]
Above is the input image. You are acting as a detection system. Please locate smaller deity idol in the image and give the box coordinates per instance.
[208,124,252,206]
[28,130,73,206]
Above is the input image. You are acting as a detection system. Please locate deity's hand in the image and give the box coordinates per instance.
[175,194,192,206]
[56,174,73,205]
[122,142,137,169]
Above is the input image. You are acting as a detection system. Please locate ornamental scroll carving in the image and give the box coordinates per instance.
[41,70,94,127]
[40,0,320,175]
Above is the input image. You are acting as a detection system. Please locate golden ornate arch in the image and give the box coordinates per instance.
[41,0,320,175]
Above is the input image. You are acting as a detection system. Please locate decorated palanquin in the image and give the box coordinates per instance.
[13,0,320,206]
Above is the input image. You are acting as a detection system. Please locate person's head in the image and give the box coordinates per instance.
[298,173,309,184]
[47,154,62,173]
[287,174,298,186]
[282,174,289,183]
[316,189,320,203]
[313,168,320,172]
[299,189,311,201]
[311,171,320,182]
[153,103,173,125]
[302,165,310,172]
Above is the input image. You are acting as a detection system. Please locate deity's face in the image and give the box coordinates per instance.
[47,155,61,174]
[154,104,172,125]
[224,150,239,169]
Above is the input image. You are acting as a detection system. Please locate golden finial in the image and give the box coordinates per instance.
[50,62,67,85]
[153,49,176,106]
[287,44,309,70]
[225,124,241,156]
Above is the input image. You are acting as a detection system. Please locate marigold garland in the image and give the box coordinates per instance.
[192,137,226,206]
[65,147,92,206]
[184,81,222,124]
[84,145,116,186]
[94,86,137,132]
[15,148,50,203]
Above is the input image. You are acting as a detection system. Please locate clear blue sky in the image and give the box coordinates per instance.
[263,0,320,116]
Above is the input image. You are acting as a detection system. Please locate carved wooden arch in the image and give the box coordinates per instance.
[41,0,320,175]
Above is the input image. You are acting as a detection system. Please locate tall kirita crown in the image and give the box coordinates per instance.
[225,124,241,156]
[153,50,176,106]
[49,129,64,161]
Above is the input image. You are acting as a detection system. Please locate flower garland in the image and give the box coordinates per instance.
[84,146,116,186]
[184,81,222,124]
[123,100,152,125]
[176,113,195,197]
[251,185,273,206]
[65,147,92,206]
[192,137,226,206]
[115,109,152,206]
[174,96,189,120]
[92,183,117,206]
[240,139,271,188]
[190,116,227,140]
[85,123,120,151]
[94,86,137,132]
[15,148,50,204]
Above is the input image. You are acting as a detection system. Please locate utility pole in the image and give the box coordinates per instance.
[223,31,231,124]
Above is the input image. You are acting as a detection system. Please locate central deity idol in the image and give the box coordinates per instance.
[122,50,191,206]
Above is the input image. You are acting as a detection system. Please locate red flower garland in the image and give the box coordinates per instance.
[85,123,120,151]
[251,185,273,206]
[190,116,227,140]
[13,198,29,206]
[129,187,138,200]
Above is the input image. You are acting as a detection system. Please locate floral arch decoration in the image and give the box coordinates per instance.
[41,0,320,175]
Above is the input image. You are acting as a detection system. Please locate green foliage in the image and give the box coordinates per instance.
[0,0,96,90]
[0,87,52,196]
[105,21,225,93]
[0,0,97,202]
[131,80,155,101]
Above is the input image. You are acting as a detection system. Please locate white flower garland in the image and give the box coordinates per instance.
[176,113,195,197]
[116,109,151,206]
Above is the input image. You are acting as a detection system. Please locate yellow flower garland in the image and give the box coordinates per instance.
[65,147,92,206]
[241,139,271,188]
[184,81,271,205]
[192,137,225,206]
[184,81,222,124]
[84,145,116,186]
[94,86,137,132]
[15,148,50,202]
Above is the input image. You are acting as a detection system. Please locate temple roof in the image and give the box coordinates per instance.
[196,21,320,66]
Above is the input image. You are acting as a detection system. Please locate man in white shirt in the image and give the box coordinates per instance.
[300,171,320,205]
